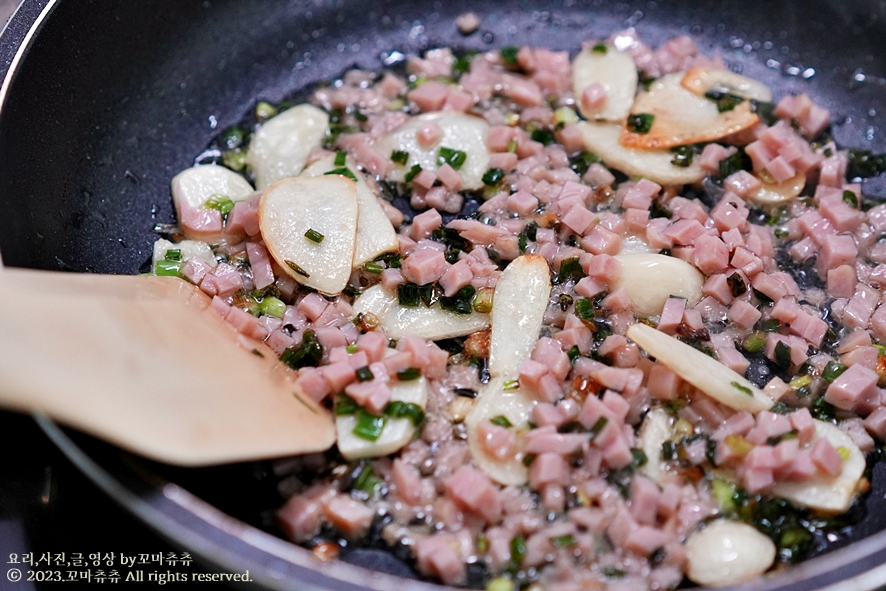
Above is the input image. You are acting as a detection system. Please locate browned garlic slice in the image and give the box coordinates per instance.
[571,44,638,122]
[259,176,358,295]
[681,67,773,103]
[748,172,806,205]
[576,121,706,186]
[620,73,760,150]
[247,104,329,190]
[302,155,399,266]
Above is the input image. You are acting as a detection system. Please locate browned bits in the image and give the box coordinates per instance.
[876,355,886,387]
[537,210,561,230]
[857,476,872,495]
[356,311,380,332]
[592,185,615,204]
[464,329,491,359]
[312,541,340,562]
[568,376,601,404]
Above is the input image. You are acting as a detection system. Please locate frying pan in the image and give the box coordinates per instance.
[3,0,886,589]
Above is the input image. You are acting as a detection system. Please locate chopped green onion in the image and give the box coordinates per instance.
[592,43,607,54]
[346,344,359,354]
[774,341,792,370]
[304,228,325,243]
[670,145,694,168]
[848,148,886,179]
[155,259,182,277]
[719,149,751,178]
[790,374,813,390]
[255,101,277,121]
[335,394,359,415]
[391,150,409,165]
[750,100,778,125]
[724,433,754,456]
[836,446,851,461]
[711,478,738,511]
[575,298,595,320]
[567,345,581,362]
[510,534,526,566]
[500,46,519,66]
[164,249,182,262]
[324,167,358,182]
[440,285,476,315]
[419,283,441,307]
[503,379,519,391]
[811,397,837,421]
[364,262,384,274]
[522,453,537,466]
[383,400,425,425]
[727,272,747,297]
[554,106,579,126]
[259,296,286,318]
[204,194,236,216]
[759,318,781,332]
[396,367,422,381]
[530,127,555,145]
[551,534,576,548]
[486,577,514,591]
[404,164,423,182]
[731,381,753,396]
[704,90,745,113]
[353,465,383,496]
[603,567,625,578]
[222,149,248,171]
[334,151,347,166]
[626,113,655,134]
[822,361,848,383]
[285,260,310,278]
[437,147,468,170]
[472,287,495,314]
[482,167,506,186]
[398,283,421,307]
[506,139,518,153]
[222,126,246,150]
[280,329,323,369]
[843,190,860,208]
[589,416,608,438]
[355,366,375,382]
[490,415,513,428]
[556,257,585,284]
[353,410,387,441]
[631,448,648,468]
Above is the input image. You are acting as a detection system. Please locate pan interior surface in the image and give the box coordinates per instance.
[3,1,886,590]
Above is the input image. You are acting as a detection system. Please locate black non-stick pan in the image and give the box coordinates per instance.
[4,1,886,589]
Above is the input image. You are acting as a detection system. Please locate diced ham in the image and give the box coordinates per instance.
[810,438,844,477]
[322,494,374,538]
[415,533,466,586]
[408,80,451,112]
[478,420,518,461]
[443,465,502,524]
[693,235,730,274]
[824,363,878,412]
[401,249,448,285]
[529,452,572,489]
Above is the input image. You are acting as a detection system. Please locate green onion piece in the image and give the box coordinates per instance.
[396,367,422,381]
[334,151,347,166]
[790,374,813,390]
[530,127,555,145]
[567,345,581,362]
[631,448,648,468]
[510,534,526,566]
[843,190,859,208]
[554,106,578,126]
[711,478,737,511]
[222,149,248,171]
[551,534,577,548]
[556,257,586,284]
[285,260,310,278]
[759,318,781,332]
[731,381,753,396]
[476,533,488,554]
[727,272,747,297]
[324,167,358,182]
[603,567,625,578]
[486,577,514,591]
[346,344,359,354]
[774,341,792,370]
[750,100,778,125]
[391,150,409,165]
[589,416,608,439]
[500,46,519,65]
[280,329,323,369]
[419,283,441,308]
[304,228,325,243]
[404,163,423,182]
[437,147,468,170]
[353,410,387,441]
[719,149,751,178]
[506,139,518,153]
[503,379,519,391]
[472,287,494,314]
[774,228,789,239]
[363,262,384,274]
[592,43,607,53]
[155,259,182,277]
[847,148,886,179]
[490,415,512,428]
[397,283,421,307]
[259,296,286,319]
[811,397,837,421]
[453,52,475,79]
[440,285,476,315]
[575,298,595,320]
[256,101,278,121]
[822,361,848,383]
[335,394,359,415]
[626,113,655,134]
[522,453,537,466]
[355,366,374,382]
[482,167,506,186]
[670,145,694,168]
[704,90,744,113]
[204,194,236,216]
[353,465,383,496]
[222,126,246,150]
[164,249,182,262]
[383,401,425,425]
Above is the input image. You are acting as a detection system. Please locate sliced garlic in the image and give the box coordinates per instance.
[466,254,551,486]
[336,371,429,460]
[771,420,865,515]
[626,323,773,413]
[351,284,490,341]
[576,121,706,186]
[748,172,806,205]
[685,519,776,587]
[620,73,760,150]
[259,176,358,295]
[247,103,329,190]
[571,44,638,122]
[638,408,673,486]
[614,253,704,317]
[681,67,773,103]
[170,164,255,240]
[301,155,399,266]
[374,111,490,190]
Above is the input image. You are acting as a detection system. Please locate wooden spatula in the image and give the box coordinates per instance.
[0,268,335,466]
